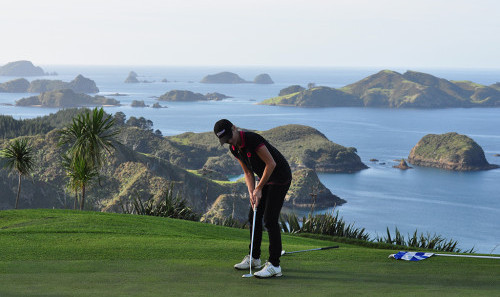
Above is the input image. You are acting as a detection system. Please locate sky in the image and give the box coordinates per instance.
[1,0,500,68]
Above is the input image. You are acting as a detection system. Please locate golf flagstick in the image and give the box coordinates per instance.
[281,245,339,256]
[243,207,257,278]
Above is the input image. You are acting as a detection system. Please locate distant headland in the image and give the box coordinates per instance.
[0,60,53,76]
[0,75,99,94]
[261,70,500,108]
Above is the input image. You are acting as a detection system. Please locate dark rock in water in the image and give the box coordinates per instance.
[200,72,248,84]
[494,153,500,157]
[125,71,139,83]
[152,102,166,108]
[393,159,412,170]
[0,78,30,92]
[105,93,128,97]
[279,85,305,96]
[131,100,147,107]
[0,60,45,76]
[253,73,274,84]
[408,132,500,171]
[158,90,206,101]
[370,158,379,162]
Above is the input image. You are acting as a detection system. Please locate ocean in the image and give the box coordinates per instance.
[1,65,499,253]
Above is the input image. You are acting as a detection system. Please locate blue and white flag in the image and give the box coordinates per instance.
[389,251,435,261]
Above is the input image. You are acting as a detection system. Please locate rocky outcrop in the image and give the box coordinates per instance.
[15,89,120,107]
[279,85,305,96]
[408,132,499,171]
[0,61,45,76]
[253,73,274,84]
[157,90,231,102]
[67,75,99,93]
[158,90,206,102]
[286,169,346,209]
[200,72,248,84]
[393,159,412,170]
[27,75,99,93]
[131,100,147,107]
[0,78,30,92]
[201,193,249,223]
[124,71,139,83]
[260,124,368,173]
[205,92,231,101]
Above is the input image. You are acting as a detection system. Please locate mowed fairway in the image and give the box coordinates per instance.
[0,210,499,297]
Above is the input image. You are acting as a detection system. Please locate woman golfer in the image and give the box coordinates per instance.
[214,119,292,278]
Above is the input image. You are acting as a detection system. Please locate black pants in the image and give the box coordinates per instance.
[249,182,290,267]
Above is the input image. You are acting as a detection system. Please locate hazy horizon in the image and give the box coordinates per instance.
[2,0,500,69]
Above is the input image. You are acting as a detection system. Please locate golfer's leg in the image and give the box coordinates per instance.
[263,184,289,266]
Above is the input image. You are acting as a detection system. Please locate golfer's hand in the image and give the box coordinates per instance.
[252,188,262,208]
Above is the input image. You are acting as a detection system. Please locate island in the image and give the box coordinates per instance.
[131,100,148,107]
[200,72,248,84]
[253,73,274,84]
[29,74,99,93]
[407,132,499,171]
[260,70,500,108]
[0,60,45,76]
[157,90,231,102]
[0,78,30,92]
[0,75,99,93]
[124,71,140,83]
[15,89,120,107]
[158,90,206,101]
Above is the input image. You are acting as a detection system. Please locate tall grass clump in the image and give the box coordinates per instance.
[376,227,475,253]
[123,184,199,221]
[280,210,370,241]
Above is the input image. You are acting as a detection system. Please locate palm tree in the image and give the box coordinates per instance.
[61,153,81,210]
[0,138,35,209]
[58,108,119,210]
[59,108,119,169]
[72,154,98,210]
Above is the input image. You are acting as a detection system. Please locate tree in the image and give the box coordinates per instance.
[62,153,98,210]
[58,108,120,210]
[0,138,35,209]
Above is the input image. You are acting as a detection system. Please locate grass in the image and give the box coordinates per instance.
[1,209,499,297]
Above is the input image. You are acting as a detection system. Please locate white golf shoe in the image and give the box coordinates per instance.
[254,261,282,278]
[234,255,262,270]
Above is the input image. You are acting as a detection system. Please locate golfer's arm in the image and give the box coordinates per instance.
[237,158,256,195]
[255,145,276,190]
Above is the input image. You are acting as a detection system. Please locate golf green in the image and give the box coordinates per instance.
[0,209,498,296]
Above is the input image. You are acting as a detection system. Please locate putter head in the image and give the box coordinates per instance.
[242,273,253,278]
[281,250,286,256]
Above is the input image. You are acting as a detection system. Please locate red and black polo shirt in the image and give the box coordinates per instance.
[230,131,292,185]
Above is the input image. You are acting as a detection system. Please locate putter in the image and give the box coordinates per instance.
[281,245,339,256]
[242,208,257,278]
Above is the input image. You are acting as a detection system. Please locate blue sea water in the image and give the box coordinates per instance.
[1,66,499,253]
